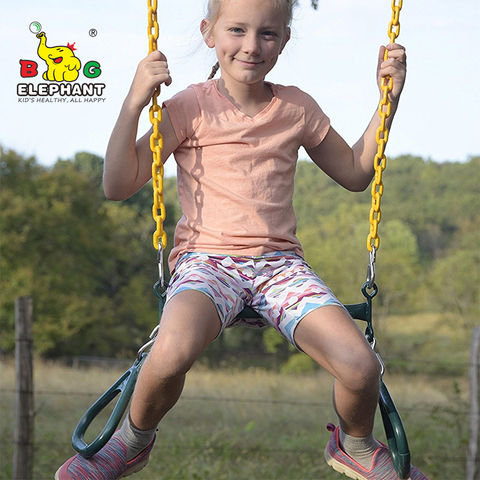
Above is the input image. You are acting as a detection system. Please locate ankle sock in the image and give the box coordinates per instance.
[339,428,381,469]
[117,415,156,461]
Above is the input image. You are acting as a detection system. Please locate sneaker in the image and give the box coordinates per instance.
[55,434,155,480]
[324,424,429,480]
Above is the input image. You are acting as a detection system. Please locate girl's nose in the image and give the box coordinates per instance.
[243,32,261,56]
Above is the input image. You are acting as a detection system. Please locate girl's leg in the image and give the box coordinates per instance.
[294,306,429,478]
[55,289,222,480]
[130,289,222,430]
[293,305,381,437]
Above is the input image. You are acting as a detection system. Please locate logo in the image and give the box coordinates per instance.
[29,21,42,34]
[18,21,106,104]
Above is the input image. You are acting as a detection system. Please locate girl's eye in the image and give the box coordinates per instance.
[229,27,244,34]
[263,31,277,38]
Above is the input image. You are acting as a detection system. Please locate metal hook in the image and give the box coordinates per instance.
[366,246,377,289]
[157,246,165,289]
[136,324,160,361]
[367,338,386,377]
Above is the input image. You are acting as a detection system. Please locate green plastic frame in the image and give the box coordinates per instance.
[72,353,147,458]
[379,380,411,478]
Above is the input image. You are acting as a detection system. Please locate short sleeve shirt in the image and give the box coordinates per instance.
[163,80,330,272]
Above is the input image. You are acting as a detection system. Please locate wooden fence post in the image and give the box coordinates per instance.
[13,296,34,480]
[468,325,480,480]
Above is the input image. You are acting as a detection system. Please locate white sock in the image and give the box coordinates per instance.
[117,415,156,461]
[339,429,381,469]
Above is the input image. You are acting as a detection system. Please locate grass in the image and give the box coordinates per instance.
[0,354,470,479]
[375,312,472,376]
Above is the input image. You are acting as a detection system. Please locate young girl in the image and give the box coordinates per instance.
[56,1,427,479]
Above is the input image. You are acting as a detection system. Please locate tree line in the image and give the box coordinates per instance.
[1,146,478,362]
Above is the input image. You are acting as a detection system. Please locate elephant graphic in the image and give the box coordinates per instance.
[36,32,81,82]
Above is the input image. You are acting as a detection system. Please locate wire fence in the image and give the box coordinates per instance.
[2,351,474,417]
[3,311,475,479]
[1,359,473,478]
[0,438,468,466]
[0,387,474,418]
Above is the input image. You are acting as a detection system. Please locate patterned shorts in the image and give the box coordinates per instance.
[166,251,345,348]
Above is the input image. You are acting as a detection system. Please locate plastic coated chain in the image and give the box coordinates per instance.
[367,0,402,252]
[148,0,167,251]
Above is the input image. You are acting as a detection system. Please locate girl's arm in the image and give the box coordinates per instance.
[306,44,407,192]
[104,51,180,201]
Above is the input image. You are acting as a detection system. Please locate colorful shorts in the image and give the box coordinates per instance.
[166,251,345,348]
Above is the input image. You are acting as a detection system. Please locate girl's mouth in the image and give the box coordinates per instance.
[236,59,263,67]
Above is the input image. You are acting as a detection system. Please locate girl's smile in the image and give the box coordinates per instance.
[235,58,264,67]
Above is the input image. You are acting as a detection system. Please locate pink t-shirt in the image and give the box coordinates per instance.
[163,80,330,272]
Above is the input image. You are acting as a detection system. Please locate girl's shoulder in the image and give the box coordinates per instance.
[165,80,216,103]
[269,83,321,109]
[186,79,218,97]
[269,82,305,96]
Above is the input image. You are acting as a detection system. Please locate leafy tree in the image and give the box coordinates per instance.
[375,219,420,314]
[0,150,158,356]
[1,147,478,364]
[427,226,479,330]
[298,202,367,304]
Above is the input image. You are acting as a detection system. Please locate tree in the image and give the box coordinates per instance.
[375,219,420,314]
[298,202,368,304]
[427,226,479,330]
[0,150,158,356]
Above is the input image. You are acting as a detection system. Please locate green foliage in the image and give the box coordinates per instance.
[280,352,316,374]
[1,146,478,365]
[427,227,479,329]
[263,327,286,354]
[295,155,480,315]
[0,148,156,357]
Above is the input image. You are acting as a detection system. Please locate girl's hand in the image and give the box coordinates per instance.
[377,43,406,104]
[125,51,172,112]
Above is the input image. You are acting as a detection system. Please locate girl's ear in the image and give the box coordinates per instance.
[200,19,215,48]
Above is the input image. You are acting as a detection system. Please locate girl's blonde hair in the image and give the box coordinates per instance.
[205,0,297,79]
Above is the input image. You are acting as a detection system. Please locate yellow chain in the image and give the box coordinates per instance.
[366,0,402,252]
[148,0,167,251]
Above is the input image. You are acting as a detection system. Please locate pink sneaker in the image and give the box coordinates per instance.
[55,434,155,480]
[324,424,429,480]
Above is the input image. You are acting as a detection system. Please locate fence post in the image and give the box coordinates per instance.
[468,325,480,480]
[13,296,34,480]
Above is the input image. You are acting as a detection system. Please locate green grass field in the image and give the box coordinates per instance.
[0,350,470,479]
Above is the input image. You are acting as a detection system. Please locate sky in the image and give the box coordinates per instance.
[1,0,478,178]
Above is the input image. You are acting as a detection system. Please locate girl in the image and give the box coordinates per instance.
[56,1,427,479]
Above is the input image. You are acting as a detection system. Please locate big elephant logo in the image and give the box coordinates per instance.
[18,22,105,102]
[35,32,81,82]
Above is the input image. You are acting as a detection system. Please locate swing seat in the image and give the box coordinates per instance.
[236,305,260,319]
[72,282,410,479]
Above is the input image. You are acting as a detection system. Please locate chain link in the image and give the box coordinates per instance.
[366,0,402,252]
[148,0,167,252]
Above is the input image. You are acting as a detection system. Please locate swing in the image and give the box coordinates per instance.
[72,1,411,478]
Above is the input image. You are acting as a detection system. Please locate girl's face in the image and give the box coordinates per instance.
[203,0,290,88]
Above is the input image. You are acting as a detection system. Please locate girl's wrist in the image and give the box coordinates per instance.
[377,94,399,113]
[122,94,145,119]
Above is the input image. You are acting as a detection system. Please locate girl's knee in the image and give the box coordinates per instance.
[148,333,200,378]
[341,349,381,393]
[145,290,221,378]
